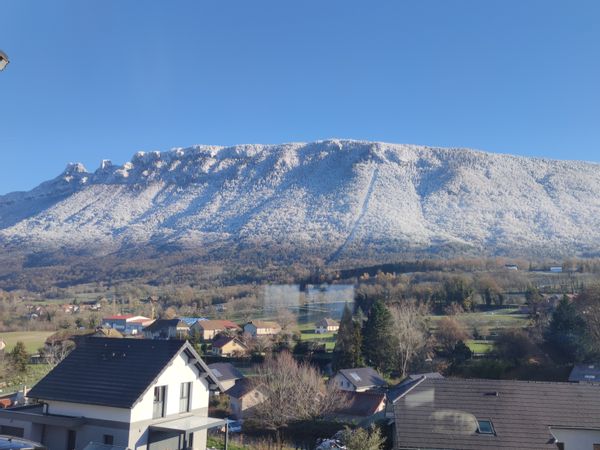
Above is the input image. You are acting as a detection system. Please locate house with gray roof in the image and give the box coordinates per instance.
[207,363,244,391]
[0,338,225,450]
[331,367,386,392]
[392,377,600,450]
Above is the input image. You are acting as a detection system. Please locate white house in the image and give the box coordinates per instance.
[243,320,281,337]
[314,318,339,334]
[332,367,386,392]
[0,338,225,450]
[101,315,153,335]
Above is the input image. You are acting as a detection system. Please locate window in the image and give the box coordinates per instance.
[67,430,77,450]
[153,385,167,418]
[477,419,495,435]
[180,381,192,413]
[0,425,24,437]
[103,435,114,445]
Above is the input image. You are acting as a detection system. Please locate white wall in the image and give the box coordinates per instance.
[131,352,210,423]
[47,400,132,422]
[551,428,600,450]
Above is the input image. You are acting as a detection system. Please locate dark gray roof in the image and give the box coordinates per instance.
[568,363,600,382]
[338,367,386,389]
[208,362,244,382]
[144,319,189,332]
[393,377,600,450]
[28,338,217,408]
[335,391,386,417]
[225,378,257,399]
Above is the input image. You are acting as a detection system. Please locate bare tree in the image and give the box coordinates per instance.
[435,316,469,354]
[249,351,346,449]
[391,301,430,377]
[41,341,75,368]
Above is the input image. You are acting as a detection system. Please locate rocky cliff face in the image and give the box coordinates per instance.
[2,140,600,263]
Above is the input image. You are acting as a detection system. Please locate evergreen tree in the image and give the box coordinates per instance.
[545,296,588,361]
[10,341,29,373]
[333,304,364,370]
[362,300,398,374]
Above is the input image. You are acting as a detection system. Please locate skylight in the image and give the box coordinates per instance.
[477,419,495,435]
[349,372,362,381]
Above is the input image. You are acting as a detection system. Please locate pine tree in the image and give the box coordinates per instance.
[362,300,398,374]
[10,341,29,373]
[333,304,364,370]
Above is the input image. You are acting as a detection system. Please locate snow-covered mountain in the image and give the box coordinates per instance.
[2,140,600,264]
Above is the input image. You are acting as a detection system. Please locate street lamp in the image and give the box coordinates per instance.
[0,50,9,71]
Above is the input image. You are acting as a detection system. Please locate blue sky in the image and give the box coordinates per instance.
[1,1,599,194]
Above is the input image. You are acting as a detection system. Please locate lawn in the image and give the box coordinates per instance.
[429,309,529,333]
[1,331,54,353]
[2,363,52,394]
[298,322,337,351]
[466,340,495,354]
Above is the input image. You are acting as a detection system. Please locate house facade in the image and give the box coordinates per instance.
[0,338,224,450]
[225,379,265,420]
[243,320,281,337]
[191,320,240,341]
[211,336,248,357]
[101,315,153,335]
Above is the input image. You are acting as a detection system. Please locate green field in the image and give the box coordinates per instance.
[429,309,529,332]
[1,331,54,353]
[298,323,337,351]
[466,340,495,354]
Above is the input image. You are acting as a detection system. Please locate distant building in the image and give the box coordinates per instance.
[314,318,340,334]
[331,391,386,421]
[504,264,519,271]
[0,338,224,450]
[143,318,189,340]
[225,378,265,420]
[207,363,244,391]
[100,315,153,335]
[192,320,240,341]
[569,363,600,383]
[243,320,281,337]
[391,377,600,450]
[332,368,386,392]
[211,336,248,357]
[178,317,207,328]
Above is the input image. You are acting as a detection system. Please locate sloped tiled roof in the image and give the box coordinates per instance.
[225,378,257,399]
[338,367,386,389]
[393,377,600,450]
[317,318,339,327]
[28,338,217,408]
[246,320,281,330]
[212,335,247,349]
[196,319,240,330]
[568,363,600,382]
[336,391,386,417]
[208,362,244,382]
[144,318,189,332]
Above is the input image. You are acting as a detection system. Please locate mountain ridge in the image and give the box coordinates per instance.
[2,140,600,264]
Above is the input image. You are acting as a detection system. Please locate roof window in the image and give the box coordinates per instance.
[477,419,495,435]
